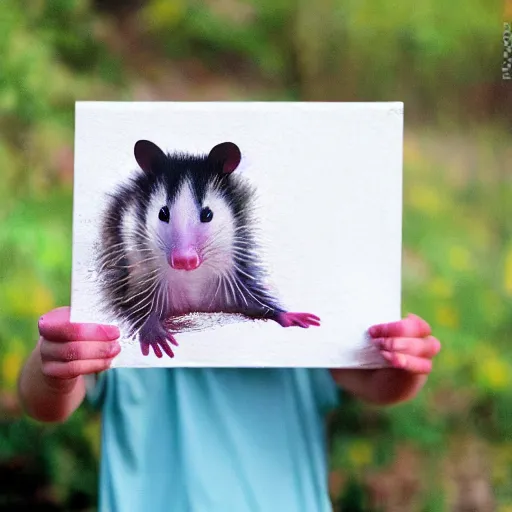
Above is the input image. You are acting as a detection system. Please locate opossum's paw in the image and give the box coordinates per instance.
[276,312,321,328]
[139,324,178,359]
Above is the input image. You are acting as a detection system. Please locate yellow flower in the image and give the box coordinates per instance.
[83,420,102,460]
[448,246,472,271]
[407,184,441,215]
[347,440,373,468]
[6,280,54,316]
[32,282,55,315]
[2,350,23,389]
[440,348,457,370]
[504,246,512,296]
[479,358,510,391]
[492,444,512,486]
[403,137,423,167]
[436,306,458,329]
[143,0,185,30]
[429,277,453,299]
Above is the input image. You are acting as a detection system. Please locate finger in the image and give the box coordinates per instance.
[305,314,321,325]
[41,340,121,362]
[373,336,441,358]
[39,308,120,343]
[152,343,163,358]
[369,314,431,339]
[42,358,115,380]
[168,335,179,347]
[380,351,432,374]
[160,340,175,358]
[141,342,150,356]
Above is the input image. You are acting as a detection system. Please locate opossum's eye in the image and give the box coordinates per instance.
[200,207,213,223]
[158,206,170,223]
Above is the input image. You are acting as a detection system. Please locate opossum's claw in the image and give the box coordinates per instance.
[139,322,178,359]
[276,312,321,328]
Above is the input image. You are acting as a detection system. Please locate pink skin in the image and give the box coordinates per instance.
[169,248,201,271]
[368,313,441,374]
[37,307,121,381]
[275,312,321,328]
[139,320,178,359]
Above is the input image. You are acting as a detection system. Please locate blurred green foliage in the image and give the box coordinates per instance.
[0,0,510,510]
[142,0,506,119]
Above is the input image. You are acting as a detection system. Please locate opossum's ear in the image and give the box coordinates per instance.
[208,142,241,174]
[134,140,167,174]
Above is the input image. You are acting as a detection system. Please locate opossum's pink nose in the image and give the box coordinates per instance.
[170,249,200,271]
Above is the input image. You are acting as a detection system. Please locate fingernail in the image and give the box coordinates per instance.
[100,325,120,340]
[110,341,121,356]
[368,326,378,337]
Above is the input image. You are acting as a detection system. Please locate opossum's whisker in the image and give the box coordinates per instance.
[227,272,248,307]
[141,279,165,332]
[221,277,230,305]
[126,224,157,241]
[231,249,259,260]
[108,272,160,300]
[119,275,160,308]
[231,270,270,310]
[223,273,238,305]
[231,225,261,235]
[124,233,155,248]
[153,281,163,321]
[200,239,218,254]
[234,265,256,281]
[230,242,258,251]
[232,256,259,267]
[207,277,223,310]
[108,267,161,294]
[231,245,258,253]
[117,256,160,270]
[119,277,160,307]
[123,290,161,327]
[97,248,128,263]
[156,278,168,322]
[130,313,151,335]
[99,240,154,253]
[97,246,155,271]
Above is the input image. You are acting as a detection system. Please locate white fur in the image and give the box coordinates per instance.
[143,178,238,314]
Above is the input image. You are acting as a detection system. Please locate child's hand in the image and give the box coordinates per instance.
[38,306,121,381]
[369,313,441,374]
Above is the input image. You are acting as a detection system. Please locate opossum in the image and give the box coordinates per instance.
[95,139,320,358]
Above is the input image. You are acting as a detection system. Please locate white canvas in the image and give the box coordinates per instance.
[70,101,403,368]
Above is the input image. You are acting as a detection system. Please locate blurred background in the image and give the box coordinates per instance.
[0,0,511,510]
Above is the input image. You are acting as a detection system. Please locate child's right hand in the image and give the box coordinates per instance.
[38,306,121,381]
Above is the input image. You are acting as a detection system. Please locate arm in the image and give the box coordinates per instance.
[330,314,441,406]
[17,307,120,423]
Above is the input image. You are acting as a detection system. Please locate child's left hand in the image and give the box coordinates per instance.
[368,313,441,374]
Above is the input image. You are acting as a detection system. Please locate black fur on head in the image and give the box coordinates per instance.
[129,140,249,229]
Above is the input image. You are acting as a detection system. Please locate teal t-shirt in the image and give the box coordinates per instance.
[88,368,340,512]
